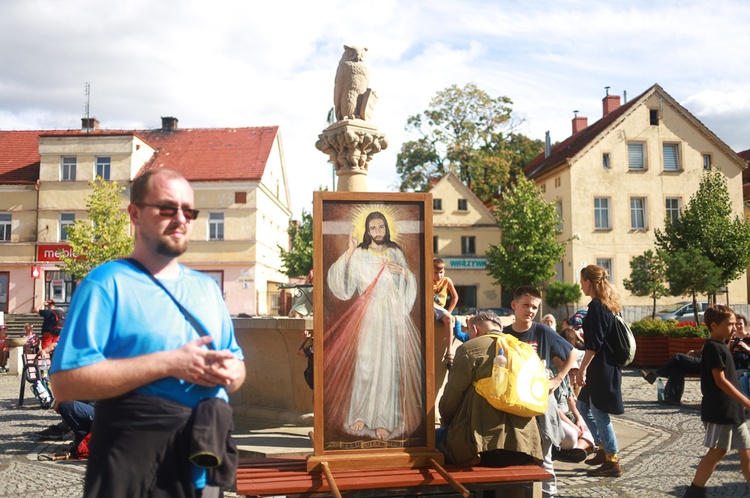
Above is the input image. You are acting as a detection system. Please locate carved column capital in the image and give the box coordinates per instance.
[315,120,388,192]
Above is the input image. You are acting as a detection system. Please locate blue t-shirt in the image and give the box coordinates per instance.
[50,259,244,408]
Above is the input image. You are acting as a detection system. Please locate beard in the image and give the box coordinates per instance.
[154,223,189,257]
[156,237,188,258]
[372,235,386,245]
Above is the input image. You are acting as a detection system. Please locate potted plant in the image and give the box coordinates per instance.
[630,319,670,367]
[666,320,708,357]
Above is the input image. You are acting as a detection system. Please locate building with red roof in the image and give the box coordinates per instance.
[0,117,292,316]
[524,84,748,308]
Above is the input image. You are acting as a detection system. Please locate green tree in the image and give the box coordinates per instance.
[622,250,669,318]
[486,176,566,291]
[279,208,313,278]
[545,281,582,318]
[58,177,134,281]
[660,248,723,323]
[395,83,542,201]
[655,170,750,304]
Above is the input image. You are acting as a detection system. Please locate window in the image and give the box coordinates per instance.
[541,184,546,193]
[666,198,681,225]
[649,109,659,126]
[96,157,111,180]
[594,197,610,230]
[663,144,680,171]
[0,272,8,313]
[628,143,645,170]
[630,197,647,230]
[60,213,75,241]
[433,198,442,211]
[0,214,10,241]
[461,236,475,255]
[61,157,77,180]
[602,152,611,169]
[199,270,224,292]
[703,154,712,170]
[455,285,477,314]
[457,199,468,211]
[555,201,563,232]
[433,235,438,255]
[554,177,561,188]
[235,192,247,204]
[596,258,614,281]
[209,212,224,241]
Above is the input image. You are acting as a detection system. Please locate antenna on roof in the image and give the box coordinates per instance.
[84,82,91,132]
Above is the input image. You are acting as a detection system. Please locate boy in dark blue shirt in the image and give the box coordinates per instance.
[504,286,577,498]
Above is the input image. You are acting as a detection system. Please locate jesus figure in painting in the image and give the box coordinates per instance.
[325,209,424,441]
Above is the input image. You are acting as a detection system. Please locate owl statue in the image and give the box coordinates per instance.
[334,45,369,121]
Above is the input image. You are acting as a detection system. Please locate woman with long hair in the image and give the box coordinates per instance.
[574,264,624,477]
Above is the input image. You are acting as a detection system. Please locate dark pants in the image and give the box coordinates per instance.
[58,400,95,446]
[655,353,701,402]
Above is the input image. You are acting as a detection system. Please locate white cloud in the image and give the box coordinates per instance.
[2,0,750,215]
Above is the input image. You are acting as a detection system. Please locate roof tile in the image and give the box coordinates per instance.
[0,126,279,184]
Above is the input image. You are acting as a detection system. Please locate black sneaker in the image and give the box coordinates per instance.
[659,397,681,406]
[36,423,70,440]
[555,447,588,463]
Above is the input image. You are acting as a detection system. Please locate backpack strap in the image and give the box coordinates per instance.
[124,258,215,350]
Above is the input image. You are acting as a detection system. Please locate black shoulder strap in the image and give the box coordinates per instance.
[125,258,215,350]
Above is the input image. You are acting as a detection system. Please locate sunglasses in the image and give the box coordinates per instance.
[136,203,200,221]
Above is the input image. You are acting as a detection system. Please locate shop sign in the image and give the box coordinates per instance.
[443,258,487,270]
[37,244,77,262]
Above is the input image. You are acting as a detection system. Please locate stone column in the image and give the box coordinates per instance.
[315,119,388,192]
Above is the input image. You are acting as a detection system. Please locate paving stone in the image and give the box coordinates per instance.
[2,368,750,497]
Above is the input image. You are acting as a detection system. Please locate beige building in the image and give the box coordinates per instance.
[430,173,502,312]
[0,117,292,316]
[525,84,748,307]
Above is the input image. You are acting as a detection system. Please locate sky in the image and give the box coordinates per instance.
[2,0,750,218]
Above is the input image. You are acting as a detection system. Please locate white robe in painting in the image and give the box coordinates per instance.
[326,245,424,440]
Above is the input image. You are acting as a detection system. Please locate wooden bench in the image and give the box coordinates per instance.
[236,456,551,498]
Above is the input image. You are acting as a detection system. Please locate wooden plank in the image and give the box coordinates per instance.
[236,457,551,497]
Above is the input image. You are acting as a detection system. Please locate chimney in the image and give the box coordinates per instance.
[572,110,588,135]
[602,87,621,117]
[161,116,178,131]
[544,131,551,158]
[81,117,99,131]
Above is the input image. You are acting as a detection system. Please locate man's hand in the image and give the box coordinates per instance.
[346,228,357,258]
[386,261,405,276]
[548,375,563,393]
[574,368,587,387]
[167,336,239,388]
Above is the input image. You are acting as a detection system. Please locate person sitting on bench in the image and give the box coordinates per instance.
[437,310,543,467]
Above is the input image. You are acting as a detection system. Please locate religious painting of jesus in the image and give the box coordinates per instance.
[312,192,435,458]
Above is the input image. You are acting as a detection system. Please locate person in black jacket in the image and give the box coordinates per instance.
[575,264,624,478]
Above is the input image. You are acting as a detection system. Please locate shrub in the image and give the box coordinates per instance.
[668,324,709,338]
[630,318,670,337]
[629,318,708,338]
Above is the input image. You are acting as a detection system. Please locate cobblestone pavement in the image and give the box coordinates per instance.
[555,369,750,498]
[1,369,749,497]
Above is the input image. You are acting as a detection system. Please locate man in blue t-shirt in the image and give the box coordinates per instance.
[50,169,245,497]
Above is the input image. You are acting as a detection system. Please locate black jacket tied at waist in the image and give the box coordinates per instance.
[85,392,237,498]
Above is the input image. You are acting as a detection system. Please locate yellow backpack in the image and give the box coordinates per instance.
[473,333,549,417]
